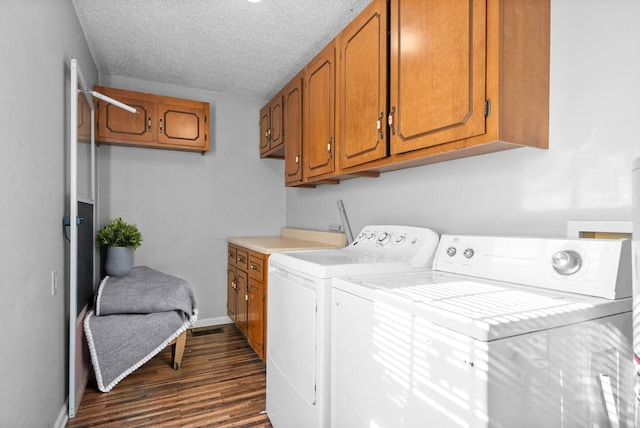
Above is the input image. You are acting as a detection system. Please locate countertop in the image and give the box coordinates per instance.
[228,227,346,254]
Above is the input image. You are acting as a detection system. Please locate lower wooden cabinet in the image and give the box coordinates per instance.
[227,244,267,360]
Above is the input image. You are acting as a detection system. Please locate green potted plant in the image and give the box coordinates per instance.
[97,217,143,277]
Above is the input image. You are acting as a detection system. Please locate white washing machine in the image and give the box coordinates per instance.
[332,234,634,427]
[266,225,440,428]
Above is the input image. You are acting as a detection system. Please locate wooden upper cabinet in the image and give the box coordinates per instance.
[389,0,487,154]
[94,86,209,153]
[304,42,336,180]
[259,106,270,154]
[261,0,549,183]
[337,0,388,170]
[97,94,155,144]
[270,99,283,153]
[157,102,208,149]
[77,92,92,143]
[284,73,304,186]
[260,94,284,158]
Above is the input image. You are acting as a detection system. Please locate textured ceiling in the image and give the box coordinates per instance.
[72,0,371,100]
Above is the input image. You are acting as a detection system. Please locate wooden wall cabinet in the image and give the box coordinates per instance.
[227,244,267,361]
[94,85,210,153]
[336,0,388,170]
[77,91,92,143]
[261,0,550,186]
[303,42,337,182]
[283,72,305,186]
[388,0,486,155]
[260,93,284,158]
[342,0,550,175]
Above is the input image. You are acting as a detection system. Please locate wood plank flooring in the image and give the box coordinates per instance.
[68,324,273,427]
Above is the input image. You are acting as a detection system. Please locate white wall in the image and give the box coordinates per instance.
[0,0,97,426]
[97,75,286,324]
[286,0,640,239]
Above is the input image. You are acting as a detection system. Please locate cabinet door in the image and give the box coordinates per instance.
[227,245,237,267]
[235,269,248,335]
[269,95,284,153]
[389,0,486,154]
[304,42,336,179]
[337,0,388,169]
[247,278,264,360]
[284,74,304,185]
[248,253,265,280]
[77,92,92,143]
[157,103,208,149]
[227,265,237,320]
[97,95,155,143]
[259,105,271,154]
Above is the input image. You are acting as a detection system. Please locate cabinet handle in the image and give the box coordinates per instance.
[295,155,299,164]
[245,294,249,301]
[232,281,237,290]
[250,264,258,271]
[388,107,396,135]
[159,118,163,133]
[148,116,152,132]
[228,252,233,258]
[237,256,245,263]
[377,112,385,140]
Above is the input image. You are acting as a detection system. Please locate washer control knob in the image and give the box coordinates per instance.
[395,235,406,245]
[446,247,457,257]
[378,232,391,245]
[463,248,475,259]
[367,233,376,241]
[552,250,582,275]
[357,232,366,241]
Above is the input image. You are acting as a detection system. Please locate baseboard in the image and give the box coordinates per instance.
[54,401,68,428]
[192,316,232,328]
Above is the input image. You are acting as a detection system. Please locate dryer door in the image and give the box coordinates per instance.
[267,266,318,408]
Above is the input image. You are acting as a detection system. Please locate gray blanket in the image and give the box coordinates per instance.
[84,266,198,392]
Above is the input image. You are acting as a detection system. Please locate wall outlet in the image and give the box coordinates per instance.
[51,270,58,296]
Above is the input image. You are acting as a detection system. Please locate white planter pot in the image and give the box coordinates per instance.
[105,246,133,277]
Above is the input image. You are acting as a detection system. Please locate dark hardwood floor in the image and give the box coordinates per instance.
[68,324,273,427]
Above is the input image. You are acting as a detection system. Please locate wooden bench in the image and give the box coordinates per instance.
[169,331,187,370]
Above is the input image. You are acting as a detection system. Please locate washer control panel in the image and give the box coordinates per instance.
[349,225,440,268]
[434,234,631,299]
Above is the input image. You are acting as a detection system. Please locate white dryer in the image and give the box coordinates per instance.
[266,225,440,428]
[332,234,634,427]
